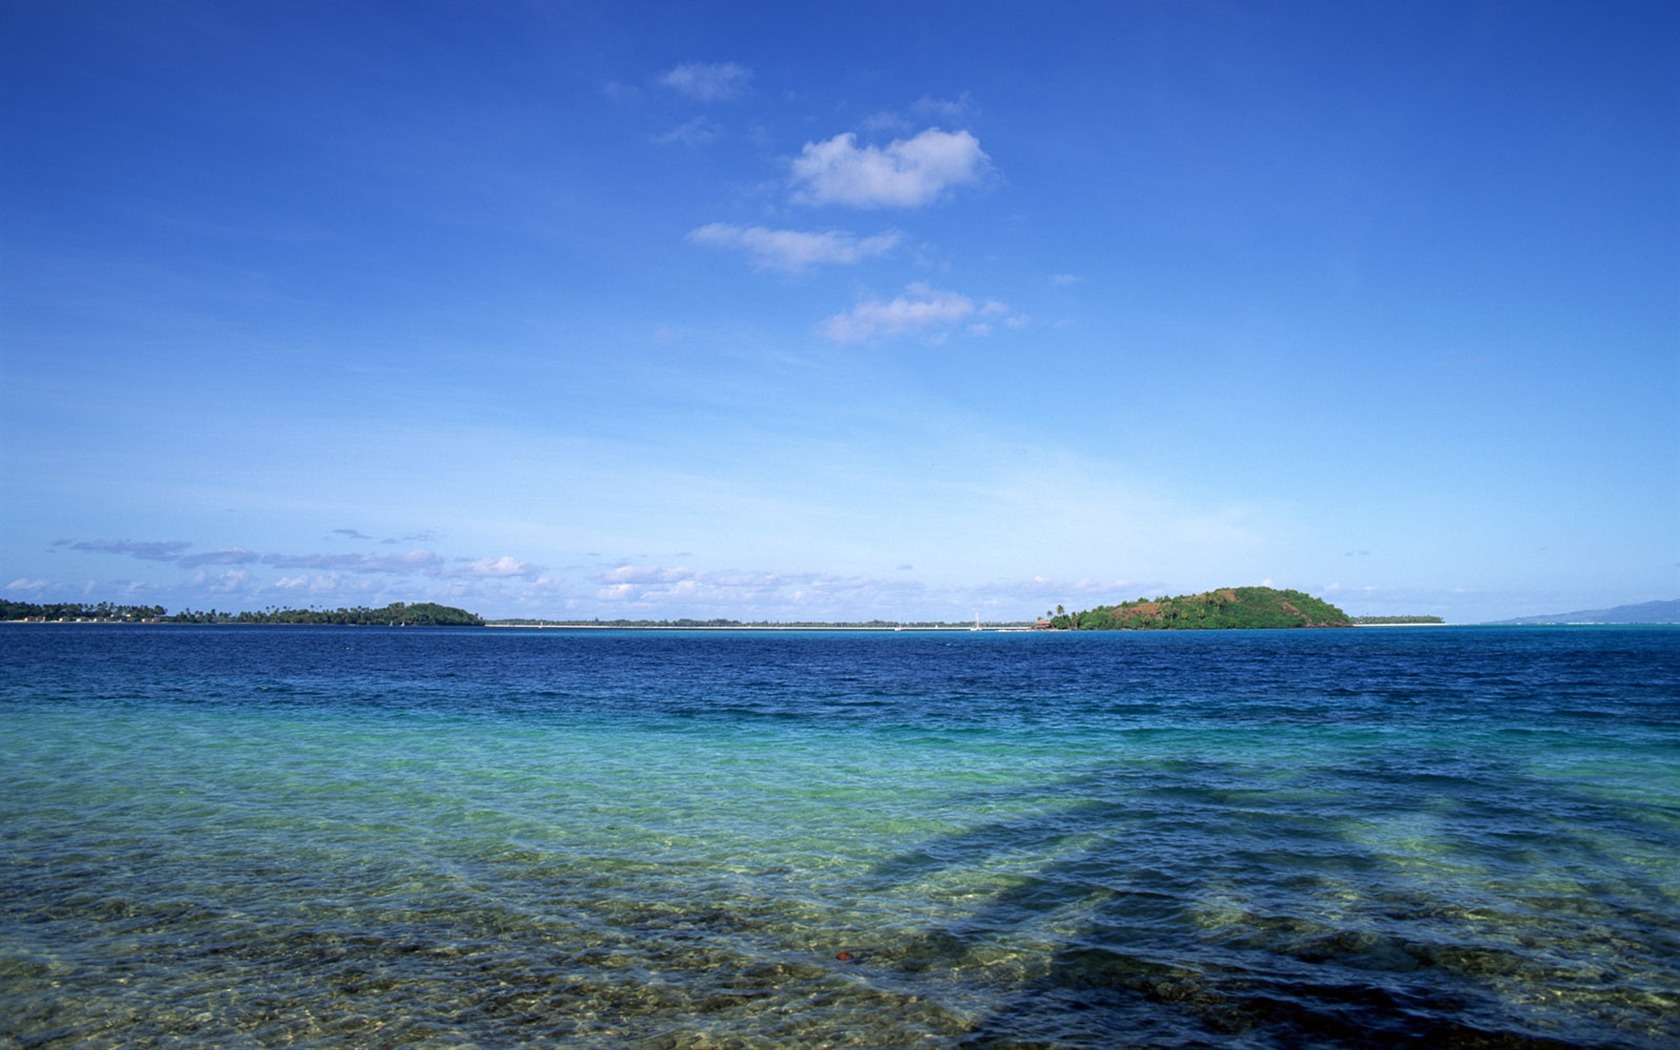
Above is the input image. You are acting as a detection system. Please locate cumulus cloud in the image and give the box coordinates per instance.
[791,128,989,208]
[687,223,901,272]
[821,282,1015,344]
[189,568,251,593]
[661,62,751,102]
[446,556,543,579]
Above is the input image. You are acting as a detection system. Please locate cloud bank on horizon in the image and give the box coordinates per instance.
[1,1,1674,624]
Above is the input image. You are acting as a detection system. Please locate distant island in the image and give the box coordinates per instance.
[0,600,484,626]
[1485,599,1680,626]
[1043,587,1351,630]
[25,594,1670,630]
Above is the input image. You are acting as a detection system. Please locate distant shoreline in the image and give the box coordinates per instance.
[483,623,1035,632]
[15,618,1679,630]
[0,619,1033,632]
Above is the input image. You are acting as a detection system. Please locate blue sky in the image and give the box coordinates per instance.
[2,1,1675,623]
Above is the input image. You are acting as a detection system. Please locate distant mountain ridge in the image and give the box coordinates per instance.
[1487,599,1679,625]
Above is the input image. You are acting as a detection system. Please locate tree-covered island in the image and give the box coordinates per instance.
[1,600,484,626]
[6,592,1435,630]
[1043,586,1351,630]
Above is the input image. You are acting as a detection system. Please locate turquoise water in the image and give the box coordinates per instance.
[2,625,1677,1047]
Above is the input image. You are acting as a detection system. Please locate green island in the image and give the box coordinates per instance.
[1350,614,1445,625]
[1043,586,1352,630]
[0,600,483,627]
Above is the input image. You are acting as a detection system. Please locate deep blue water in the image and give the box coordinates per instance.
[2,624,1677,1048]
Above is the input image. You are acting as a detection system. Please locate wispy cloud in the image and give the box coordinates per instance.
[967,311,1031,337]
[382,532,436,545]
[791,128,989,208]
[261,549,446,574]
[821,282,1013,344]
[55,536,536,586]
[911,93,974,123]
[578,564,1139,620]
[687,223,901,272]
[655,116,720,146]
[590,564,920,615]
[178,547,261,568]
[660,62,751,102]
[63,539,192,561]
[861,95,976,137]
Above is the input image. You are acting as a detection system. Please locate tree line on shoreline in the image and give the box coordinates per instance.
[3,592,1440,630]
[0,600,483,626]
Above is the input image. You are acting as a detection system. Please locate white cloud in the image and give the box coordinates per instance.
[272,572,366,595]
[687,223,901,272]
[860,110,912,135]
[189,568,251,593]
[655,116,720,146]
[590,564,916,616]
[911,93,974,123]
[822,282,1019,344]
[791,128,989,208]
[597,564,694,586]
[661,62,751,102]
[6,578,50,592]
[448,556,543,579]
[861,96,974,137]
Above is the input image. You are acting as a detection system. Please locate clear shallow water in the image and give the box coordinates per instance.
[2,626,1677,1049]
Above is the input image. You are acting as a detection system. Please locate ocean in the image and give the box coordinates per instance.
[2,624,1676,1048]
